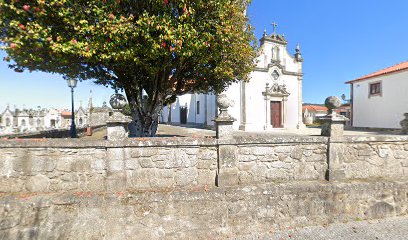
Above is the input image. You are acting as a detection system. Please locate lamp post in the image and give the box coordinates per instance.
[66,78,78,138]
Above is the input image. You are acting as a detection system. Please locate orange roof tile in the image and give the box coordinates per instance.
[302,105,328,112]
[346,60,408,84]
[60,111,72,116]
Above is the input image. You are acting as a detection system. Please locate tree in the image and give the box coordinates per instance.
[0,0,256,136]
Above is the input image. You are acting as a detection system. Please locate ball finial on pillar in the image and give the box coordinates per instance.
[320,96,348,137]
[106,94,132,141]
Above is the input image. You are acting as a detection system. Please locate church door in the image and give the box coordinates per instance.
[270,101,282,128]
[180,106,188,124]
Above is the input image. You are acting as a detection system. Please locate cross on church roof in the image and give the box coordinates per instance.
[271,21,278,35]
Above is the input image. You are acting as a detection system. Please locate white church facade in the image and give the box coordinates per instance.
[161,27,304,131]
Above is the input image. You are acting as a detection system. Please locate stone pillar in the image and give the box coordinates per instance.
[320,96,349,181]
[297,76,305,129]
[326,139,346,181]
[320,96,349,137]
[214,94,238,187]
[106,94,132,141]
[400,113,408,134]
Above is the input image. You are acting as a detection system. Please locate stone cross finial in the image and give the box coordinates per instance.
[271,21,278,35]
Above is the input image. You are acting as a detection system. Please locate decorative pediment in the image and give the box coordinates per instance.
[262,83,290,98]
[268,62,284,70]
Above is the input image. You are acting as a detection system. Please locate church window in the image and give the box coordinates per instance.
[6,118,10,127]
[79,118,83,125]
[369,82,381,96]
[21,119,26,126]
[196,101,200,115]
[37,119,41,126]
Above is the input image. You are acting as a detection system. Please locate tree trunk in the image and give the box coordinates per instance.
[129,103,160,137]
[124,84,163,137]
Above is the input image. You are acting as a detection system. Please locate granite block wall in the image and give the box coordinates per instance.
[0,181,407,239]
[1,135,408,193]
[0,139,218,193]
[329,136,408,181]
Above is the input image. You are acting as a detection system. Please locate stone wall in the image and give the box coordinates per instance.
[0,139,218,193]
[1,181,407,239]
[234,137,327,184]
[330,136,408,181]
[1,135,408,193]
[1,135,408,238]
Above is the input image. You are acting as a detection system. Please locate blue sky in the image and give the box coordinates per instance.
[1,0,408,110]
[248,0,408,104]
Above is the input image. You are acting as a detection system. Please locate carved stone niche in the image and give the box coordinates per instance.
[262,83,290,100]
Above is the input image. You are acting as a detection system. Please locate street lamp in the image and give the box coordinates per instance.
[66,78,78,138]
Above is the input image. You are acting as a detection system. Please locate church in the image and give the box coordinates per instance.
[161,25,304,131]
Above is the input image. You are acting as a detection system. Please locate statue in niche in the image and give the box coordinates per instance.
[271,47,276,61]
[271,46,280,62]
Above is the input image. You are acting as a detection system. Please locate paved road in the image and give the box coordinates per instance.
[236,216,408,240]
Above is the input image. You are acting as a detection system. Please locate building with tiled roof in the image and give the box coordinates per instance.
[302,105,328,125]
[346,60,408,128]
[0,92,110,134]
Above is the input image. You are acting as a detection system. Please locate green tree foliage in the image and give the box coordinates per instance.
[121,103,132,117]
[0,0,256,136]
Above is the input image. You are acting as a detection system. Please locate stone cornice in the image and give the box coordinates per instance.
[254,67,303,77]
[260,34,288,45]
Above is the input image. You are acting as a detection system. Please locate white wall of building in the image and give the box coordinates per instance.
[0,111,14,128]
[162,93,216,125]
[352,70,408,128]
[160,31,303,131]
[44,109,61,129]
[224,82,242,130]
[17,116,30,130]
[205,94,217,126]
